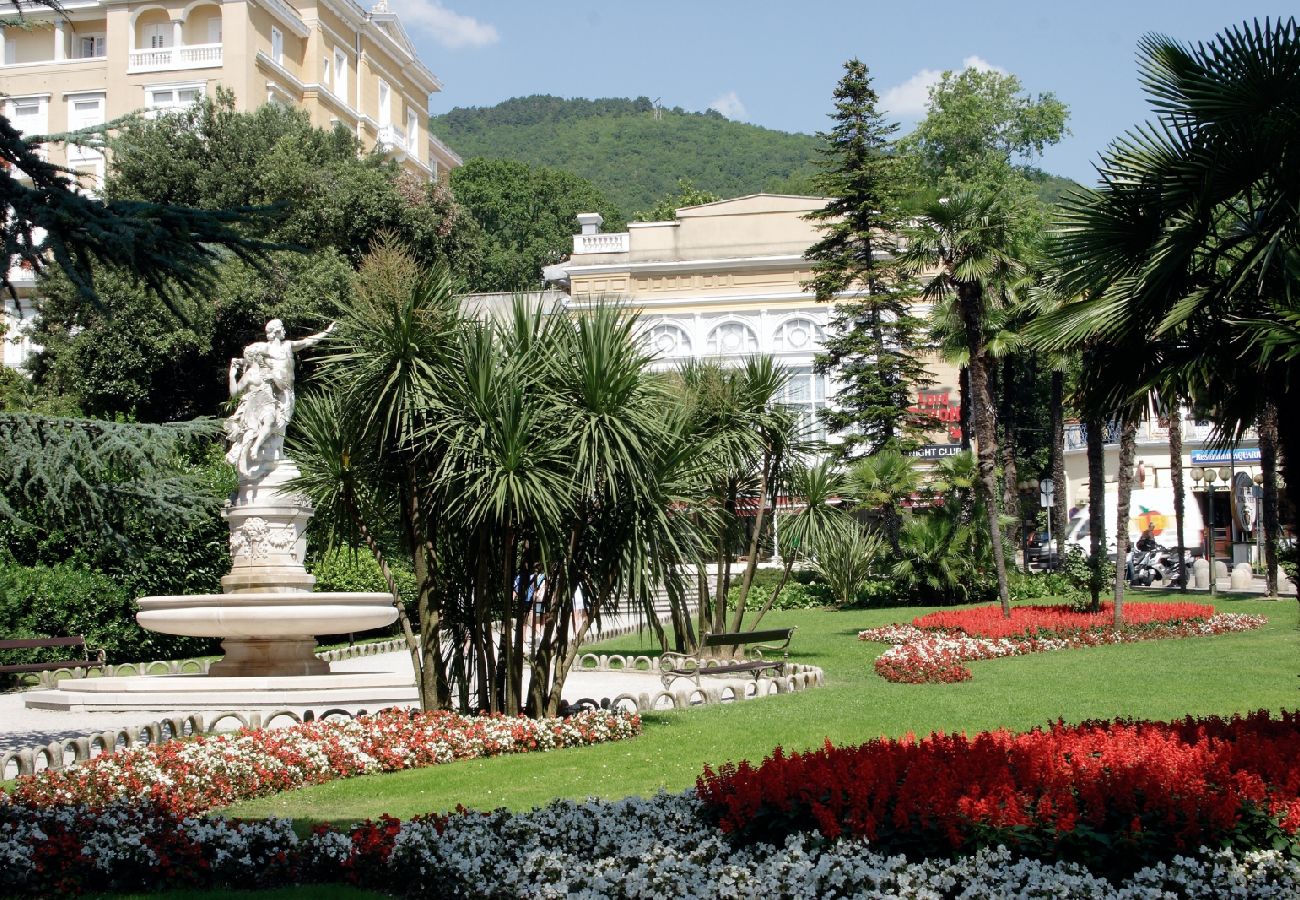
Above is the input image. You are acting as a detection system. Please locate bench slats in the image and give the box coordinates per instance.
[0,637,89,651]
[702,628,794,647]
[661,626,795,689]
[0,636,104,676]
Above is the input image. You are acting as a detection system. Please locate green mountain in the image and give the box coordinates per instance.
[431,95,1083,221]
[431,95,821,220]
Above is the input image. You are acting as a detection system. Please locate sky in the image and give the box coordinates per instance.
[393,1,1285,185]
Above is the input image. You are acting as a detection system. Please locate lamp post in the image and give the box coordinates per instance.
[1191,467,1213,596]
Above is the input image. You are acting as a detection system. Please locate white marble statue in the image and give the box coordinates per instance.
[225,319,334,477]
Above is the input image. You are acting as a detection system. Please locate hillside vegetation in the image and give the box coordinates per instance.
[432,95,820,219]
[431,94,1083,223]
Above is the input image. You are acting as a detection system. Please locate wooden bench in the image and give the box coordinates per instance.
[659,627,796,690]
[0,637,106,675]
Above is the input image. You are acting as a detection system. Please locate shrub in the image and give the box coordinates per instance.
[730,579,830,612]
[310,547,418,617]
[0,560,216,668]
[810,523,880,606]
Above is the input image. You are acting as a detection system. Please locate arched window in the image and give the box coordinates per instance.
[772,317,823,352]
[706,320,758,355]
[647,322,692,357]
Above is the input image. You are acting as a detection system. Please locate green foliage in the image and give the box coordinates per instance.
[730,579,829,612]
[432,95,823,220]
[805,60,934,456]
[809,521,881,606]
[450,157,623,291]
[0,558,216,666]
[1007,569,1078,603]
[898,67,1069,197]
[634,178,722,222]
[311,547,418,616]
[1,110,273,309]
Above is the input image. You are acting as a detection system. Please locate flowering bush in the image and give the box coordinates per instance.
[3,792,1298,897]
[2,708,640,815]
[859,603,1265,683]
[696,710,1300,878]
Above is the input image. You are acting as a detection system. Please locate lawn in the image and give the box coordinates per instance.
[221,593,1298,828]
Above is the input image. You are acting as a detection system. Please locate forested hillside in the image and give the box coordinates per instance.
[431,96,820,219]
[431,95,1082,221]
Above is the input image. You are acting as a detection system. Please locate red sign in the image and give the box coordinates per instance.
[911,389,963,443]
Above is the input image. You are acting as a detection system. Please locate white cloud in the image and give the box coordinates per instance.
[708,90,749,121]
[881,55,1007,118]
[398,1,499,49]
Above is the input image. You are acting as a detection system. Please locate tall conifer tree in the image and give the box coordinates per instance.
[805,59,932,459]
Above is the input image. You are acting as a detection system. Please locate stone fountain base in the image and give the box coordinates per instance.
[22,670,418,713]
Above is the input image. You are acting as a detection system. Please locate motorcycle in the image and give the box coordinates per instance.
[1129,543,1193,587]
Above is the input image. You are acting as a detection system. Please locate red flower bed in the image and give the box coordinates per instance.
[696,710,1300,874]
[913,602,1217,639]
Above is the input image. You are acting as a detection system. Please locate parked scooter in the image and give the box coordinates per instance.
[1128,542,1193,587]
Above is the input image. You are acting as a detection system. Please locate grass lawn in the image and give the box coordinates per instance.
[220,592,1298,830]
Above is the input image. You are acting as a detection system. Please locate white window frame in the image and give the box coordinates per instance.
[270,26,283,64]
[5,96,49,137]
[66,93,106,160]
[377,79,391,126]
[144,22,171,50]
[76,33,106,59]
[144,81,205,113]
[333,47,347,100]
[406,109,418,149]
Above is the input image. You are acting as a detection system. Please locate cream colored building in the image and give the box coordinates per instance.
[0,0,460,185]
[2,0,459,370]
[550,194,963,453]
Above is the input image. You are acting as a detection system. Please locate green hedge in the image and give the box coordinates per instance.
[0,560,216,669]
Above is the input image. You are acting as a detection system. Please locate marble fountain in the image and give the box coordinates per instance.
[25,321,417,712]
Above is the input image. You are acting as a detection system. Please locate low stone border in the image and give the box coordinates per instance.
[560,654,825,716]
[12,637,412,688]
[1,707,382,780]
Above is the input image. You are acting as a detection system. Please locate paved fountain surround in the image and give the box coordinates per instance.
[25,459,407,712]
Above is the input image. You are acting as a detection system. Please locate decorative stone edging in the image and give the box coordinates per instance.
[1,707,382,781]
[560,654,826,716]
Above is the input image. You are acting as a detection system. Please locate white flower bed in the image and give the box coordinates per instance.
[3,791,1297,897]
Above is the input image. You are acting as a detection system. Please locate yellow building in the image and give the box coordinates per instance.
[551,194,963,454]
[0,0,460,186]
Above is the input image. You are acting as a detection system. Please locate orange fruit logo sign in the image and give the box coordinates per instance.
[1133,506,1167,535]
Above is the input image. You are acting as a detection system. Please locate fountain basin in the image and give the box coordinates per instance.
[136,592,398,638]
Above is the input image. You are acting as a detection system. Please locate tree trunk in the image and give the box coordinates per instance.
[958,366,973,451]
[1167,405,1187,590]
[997,357,1021,555]
[958,284,1010,616]
[1050,370,1067,571]
[1113,417,1138,623]
[1259,400,1281,598]
[1086,415,1107,612]
[730,447,777,633]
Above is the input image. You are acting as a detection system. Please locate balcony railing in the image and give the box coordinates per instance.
[375,124,406,150]
[128,43,222,73]
[1064,418,1246,451]
[573,232,630,255]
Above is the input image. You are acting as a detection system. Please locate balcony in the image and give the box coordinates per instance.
[1064,418,1242,452]
[573,232,630,255]
[128,43,222,73]
[375,124,406,151]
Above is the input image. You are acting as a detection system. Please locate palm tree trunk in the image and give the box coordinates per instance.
[959,285,1010,616]
[1050,370,1067,571]
[997,358,1021,556]
[1167,406,1187,590]
[730,450,776,632]
[958,366,973,451]
[1259,400,1281,598]
[1113,417,1138,623]
[1086,415,1106,612]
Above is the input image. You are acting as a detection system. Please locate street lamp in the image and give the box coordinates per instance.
[1190,467,1213,596]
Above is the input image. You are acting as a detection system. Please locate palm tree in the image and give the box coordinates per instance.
[1036,19,1300,605]
[901,189,1025,616]
[847,448,918,555]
